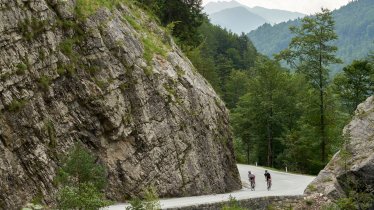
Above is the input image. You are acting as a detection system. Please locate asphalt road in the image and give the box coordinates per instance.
[104,164,315,209]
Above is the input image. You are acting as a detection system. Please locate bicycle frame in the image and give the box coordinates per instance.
[267,179,272,190]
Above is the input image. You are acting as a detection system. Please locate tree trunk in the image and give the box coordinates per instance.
[267,108,274,167]
[267,123,273,167]
[247,142,250,164]
[319,46,326,163]
[354,76,362,112]
[320,85,326,162]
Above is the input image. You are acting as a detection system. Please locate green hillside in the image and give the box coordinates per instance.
[248,0,374,73]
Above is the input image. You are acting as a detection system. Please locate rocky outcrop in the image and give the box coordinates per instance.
[305,96,374,200]
[0,0,241,209]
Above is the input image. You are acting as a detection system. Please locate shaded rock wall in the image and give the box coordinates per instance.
[0,0,241,208]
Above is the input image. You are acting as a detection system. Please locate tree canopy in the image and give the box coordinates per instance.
[333,59,374,113]
[137,0,205,48]
[276,8,341,163]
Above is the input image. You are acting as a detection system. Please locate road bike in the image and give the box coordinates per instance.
[266,179,272,191]
[250,180,255,191]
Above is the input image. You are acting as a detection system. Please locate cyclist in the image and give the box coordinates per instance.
[248,171,255,191]
[264,170,271,190]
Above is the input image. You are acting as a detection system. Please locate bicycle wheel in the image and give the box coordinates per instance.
[251,182,255,191]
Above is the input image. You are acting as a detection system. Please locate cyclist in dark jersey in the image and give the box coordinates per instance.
[264,170,271,190]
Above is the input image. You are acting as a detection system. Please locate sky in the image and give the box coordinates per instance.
[202,0,353,14]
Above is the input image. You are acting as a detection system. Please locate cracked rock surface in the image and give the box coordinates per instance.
[0,0,241,208]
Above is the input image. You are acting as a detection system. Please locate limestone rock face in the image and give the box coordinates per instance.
[0,0,241,208]
[305,96,374,199]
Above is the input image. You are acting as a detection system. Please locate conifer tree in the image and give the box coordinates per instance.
[56,144,111,209]
[276,8,342,163]
[333,60,374,113]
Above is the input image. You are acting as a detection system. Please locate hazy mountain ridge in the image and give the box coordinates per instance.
[209,7,267,34]
[203,0,243,14]
[250,6,305,24]
[248,0,374,72]
[204,0,305,33]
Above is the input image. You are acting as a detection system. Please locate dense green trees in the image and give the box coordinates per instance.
[227,8,362,174]
[333,60,374,113]
[276,8,342,163]
[137,0,205,48]
[224,70,250,109]
[187,21,257,108]
[232,58,296,167]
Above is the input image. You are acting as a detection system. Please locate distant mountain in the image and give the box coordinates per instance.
[209,7,267,34]
[204,0,305,34]
[248,0,374,73]
[203,0,242,14]
[250,6,305,24]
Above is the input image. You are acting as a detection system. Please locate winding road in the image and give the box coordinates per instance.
[105,164,315,209]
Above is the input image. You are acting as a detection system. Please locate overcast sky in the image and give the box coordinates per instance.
[202,0,353,14]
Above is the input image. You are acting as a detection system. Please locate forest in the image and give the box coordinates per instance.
[249,0,374,74]
[137,0,374,175]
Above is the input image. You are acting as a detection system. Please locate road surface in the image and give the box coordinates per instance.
[104,164,315,209]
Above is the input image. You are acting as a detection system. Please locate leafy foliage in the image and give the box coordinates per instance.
[229,9,350,173]
[337,190,374,210]
[221,195,246,210]
[38,75,51,91]
[75,0,123,18]
[56,144,112,209]
[15,62,27,75]
[333,59,374,113]
[58,183,112,210]
[276,8,341,163]
[136,0,205,48]
[187,20,258,108]
[7,99,27,112]
[126,186,161,210]
[232,57,298,167]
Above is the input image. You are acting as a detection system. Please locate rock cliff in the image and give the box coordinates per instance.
[0,0,241,208]
[305,96,374,201]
